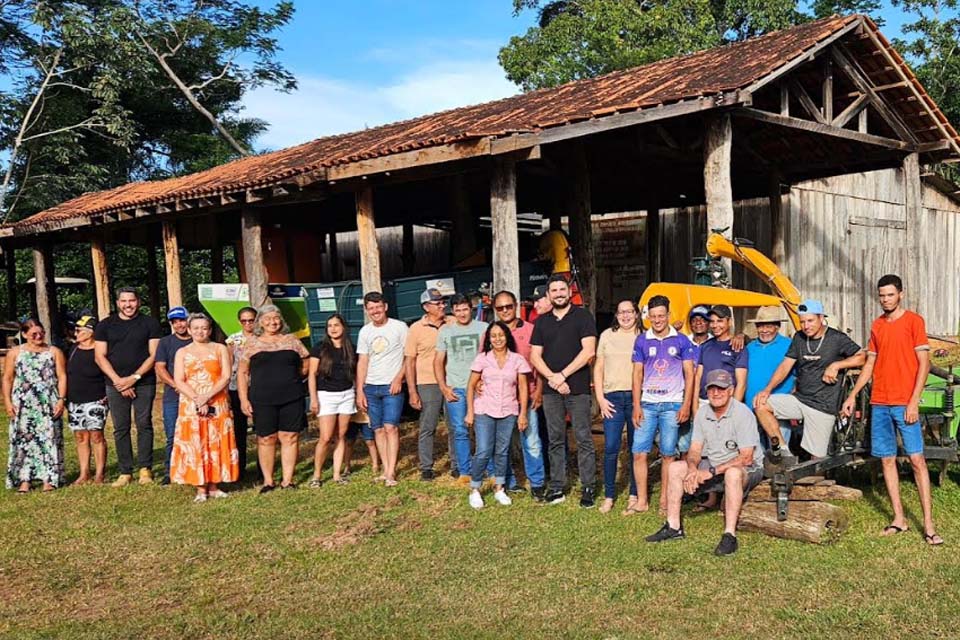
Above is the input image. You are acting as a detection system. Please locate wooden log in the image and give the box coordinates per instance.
[90,237,111,319]
[748,481,862,502]
[241,207,269,307]
[145,238,163,322]
[567,145,594,314]
[704,113,734,276]
[32,246,55,333]
[355,186,382,295]
[490,157,520,297]
[739,500,849,544]
[5,247,17,320]
[161,220,183,309]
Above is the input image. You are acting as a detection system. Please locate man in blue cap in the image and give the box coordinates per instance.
[753,299,864,462]
[154,306,193,484]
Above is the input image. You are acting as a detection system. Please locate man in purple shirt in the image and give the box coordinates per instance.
[631,295,695,513]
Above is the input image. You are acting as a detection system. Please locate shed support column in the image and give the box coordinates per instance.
[211,245,224,284]
[645,207,661,285]
[328,232,340,281]
[241,207,270,307]
[449,174,476,266]
[490,157,521,298]
[769,171,786,267]
[568,146,595,314]
[5,248,17,320]
[32,246,55,333]
[161,220,183,310]
[355,187,382,294]
[903,152,922,296]
[145,239,162,321]
[704,113,735,277]
[90,237,111,319]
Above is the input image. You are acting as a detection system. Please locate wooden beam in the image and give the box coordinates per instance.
[146,239,162,322]
[90,237,111,319]
[780,83,790,117]
[32,246,55,334]
[791,79,826,123]
[822,59,834,122]
[567,145,595,315]
[704,113,735,276]
[5,248,17,320]
[355,186,382,295]
[831,46,916,143]
[735,108,912,150]
[859,106,869,133]
[490,157,520,298]
[161,220,183,310]
[241,207,270,307]
[903,151,922,288]
[832,93,870,128]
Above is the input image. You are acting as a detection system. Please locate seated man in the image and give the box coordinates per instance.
[744,306,795,453]
[645,369,764,556]
[753,300,865,463]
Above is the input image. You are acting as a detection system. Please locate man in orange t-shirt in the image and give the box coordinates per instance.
[843,274,941,545]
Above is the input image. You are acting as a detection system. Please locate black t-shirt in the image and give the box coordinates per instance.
[786,327,862,414]
[67,346,107,404]
[530,305,597,395]
[250,350,305,405]
[93,313,162,381]
[309,343,355,393]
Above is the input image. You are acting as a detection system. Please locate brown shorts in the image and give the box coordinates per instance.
[695,459,763,498]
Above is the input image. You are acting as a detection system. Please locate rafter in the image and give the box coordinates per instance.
[831,45,917,143]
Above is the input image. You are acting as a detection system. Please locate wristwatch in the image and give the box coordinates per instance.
[132,374,142,381]
[708,465,717,477]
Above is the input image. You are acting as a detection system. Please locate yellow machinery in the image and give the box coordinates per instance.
[639,231,803,332]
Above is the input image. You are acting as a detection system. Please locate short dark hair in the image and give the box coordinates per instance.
[450,293,472,308]
[547,274,570,287]
[116,286,139,300]
[493,290,516,304]
[877,274,903,292]
[647,295,670,312]
[237,306,257,318]
[363,291,386,306]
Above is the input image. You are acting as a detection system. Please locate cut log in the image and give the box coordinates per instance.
[749,481,862,502]
[739,500,848,544]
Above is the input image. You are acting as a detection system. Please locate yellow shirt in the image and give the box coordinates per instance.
[403,314,454,385]
[596,327,639,393]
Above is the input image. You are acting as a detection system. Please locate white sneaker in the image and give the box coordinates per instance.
[468,490,484,510]
[193,494,207,503]
[493,490,512,506]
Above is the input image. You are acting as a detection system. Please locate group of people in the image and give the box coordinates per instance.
[2,272,943,551]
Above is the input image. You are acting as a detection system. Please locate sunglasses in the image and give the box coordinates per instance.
[494,304,515,312]
[239,318,256,324]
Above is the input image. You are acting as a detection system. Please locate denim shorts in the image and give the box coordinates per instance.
[364,384,404,430]
[633,401,682,456]
[871,405,924,458]
[346,421,375,442]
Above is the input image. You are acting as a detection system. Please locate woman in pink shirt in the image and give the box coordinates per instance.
[465,321,530,509]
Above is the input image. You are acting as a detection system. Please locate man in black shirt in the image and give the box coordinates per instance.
[94,287,161,487]
[530,275,598,507]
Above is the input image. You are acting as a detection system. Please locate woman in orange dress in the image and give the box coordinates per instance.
[170,313,239,502]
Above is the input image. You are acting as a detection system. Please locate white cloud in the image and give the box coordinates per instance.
[242,57,518,151]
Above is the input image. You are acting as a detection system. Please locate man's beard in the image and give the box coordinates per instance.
[550,298,569,310]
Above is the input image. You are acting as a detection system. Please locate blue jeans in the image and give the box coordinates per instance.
[495,408,546,490]
[602,391,637,499]
[470,414,517,489]
[444,388,472,476]
[363,384,404,429]
[633,401,682,456]
[162,400,178,479]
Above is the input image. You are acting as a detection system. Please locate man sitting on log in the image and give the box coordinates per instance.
[753,300,865,464]
[645,369,764,556]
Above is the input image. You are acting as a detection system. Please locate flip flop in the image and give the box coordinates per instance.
[924,532,944,546]
[881,524,908,536]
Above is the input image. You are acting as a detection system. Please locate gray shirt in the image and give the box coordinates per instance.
[692,398,764,471]
[436,320,487,389]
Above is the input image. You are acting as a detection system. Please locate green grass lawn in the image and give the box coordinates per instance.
[2,416,960,639]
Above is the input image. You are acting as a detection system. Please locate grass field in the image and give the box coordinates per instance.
[2,414,960,640]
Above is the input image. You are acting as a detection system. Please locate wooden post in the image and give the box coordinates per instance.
[448,174,476,266]
[32,246,55,333]
[241,207,270,307]
[211,244,224,284]
[5,247,17,320]
[328,232,341,281]
[903,152,922,299]
[161,220,183,310]
[490,157,521,298]
[704,113,735,276]
[402,222,415,274]
[90,237,111,319]
[769,171,786,267]
[645,207,661,284]
[355,186,382,295]
[145,239,162,322]
[568,146,595,314]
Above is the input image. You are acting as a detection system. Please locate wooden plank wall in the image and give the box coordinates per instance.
[324,225,449,282]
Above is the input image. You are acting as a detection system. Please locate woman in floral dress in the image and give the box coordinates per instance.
[3,318,67,492]
[170,313,239,502]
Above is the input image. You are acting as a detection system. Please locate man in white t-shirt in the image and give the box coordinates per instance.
[356,291,409,487]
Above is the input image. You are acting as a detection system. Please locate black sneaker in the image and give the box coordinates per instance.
[544,489,566,505]
[259,484,276,495]
[506,485,525,494]
[580,487,596,509]
[531,486,547,503]
[420,470,435,482]
[160,476,171,486]
[451,469,460,480]
[645,522,685,543]
[714,533,739,556]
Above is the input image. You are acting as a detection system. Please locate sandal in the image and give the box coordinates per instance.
[307,478,323,489]
[385,478,399,487]
[881,524,909,536]
[334,477,349,485]
[924,531,944,546]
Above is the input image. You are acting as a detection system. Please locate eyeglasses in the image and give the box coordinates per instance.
[616,310,636,316]
[239,318,256,324]
[495,304,515,312]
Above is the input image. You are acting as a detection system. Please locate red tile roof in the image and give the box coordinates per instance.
[10,14,957,234]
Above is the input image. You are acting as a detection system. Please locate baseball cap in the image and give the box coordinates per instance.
[689,305,710,320]
[75,315,97,331]
[705,369,734,389]
[420,288,445,305]
[528,285,547,301]
[708,305,732,319]
[797,299,827,317]
[167,306,188,320]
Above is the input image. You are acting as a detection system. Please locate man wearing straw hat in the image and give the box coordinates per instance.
[744,306,796,454]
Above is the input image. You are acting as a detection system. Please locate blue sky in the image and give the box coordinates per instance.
[243,1,915,151]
